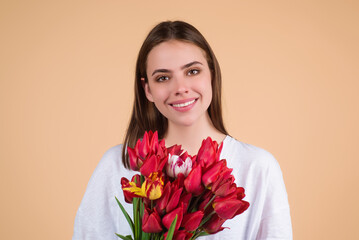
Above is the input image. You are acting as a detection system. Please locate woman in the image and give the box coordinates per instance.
[73,21,292,239]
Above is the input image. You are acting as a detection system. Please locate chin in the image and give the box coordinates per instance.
[171,117,201,128]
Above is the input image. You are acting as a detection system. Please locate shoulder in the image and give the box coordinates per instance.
[221,135,279,171]
[89,144,133,185]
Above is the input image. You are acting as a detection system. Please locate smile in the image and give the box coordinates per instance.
[171,99,196,108]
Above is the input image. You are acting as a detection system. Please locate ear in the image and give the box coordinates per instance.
[142,78,154,102]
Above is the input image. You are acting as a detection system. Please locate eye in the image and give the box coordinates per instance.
[156,75,170,82]
[187,69,200,76]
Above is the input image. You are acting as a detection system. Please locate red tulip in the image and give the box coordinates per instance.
[142,208,163,233]
[167,144,183,156]
[166,187,183,213]
[201,160,227,187]
[180,192,192,215]
[128,146,142,171]
[121,175,141,203]
[156,182,183,215]
[235,187,246,200]
[197,138,217,169]
[213,196,250,219]
[181,210,204,231]
[184,163,204,196]
[162,204,183,230]
[122,172,164,200]
[212,176,236,197]
[203,213,226,234]
[197,137,223,170]
[156,182,172,214]
[140,154,156,177]
[144,172,164,200]
[128,131,168,174]
[198,190,214,213]
[164,230,193,240]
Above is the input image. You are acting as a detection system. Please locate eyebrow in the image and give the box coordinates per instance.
[151,61,203,76]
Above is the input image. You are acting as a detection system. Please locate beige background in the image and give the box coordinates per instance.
[1,0,358,239]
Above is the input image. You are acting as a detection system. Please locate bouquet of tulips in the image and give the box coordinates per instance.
[115,131,249,240]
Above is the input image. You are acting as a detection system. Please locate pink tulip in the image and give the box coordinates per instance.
[142,208,163,233]
[166,153,193,178]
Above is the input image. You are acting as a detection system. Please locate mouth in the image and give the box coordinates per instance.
[170,99,196,108]
[169,98,198,112]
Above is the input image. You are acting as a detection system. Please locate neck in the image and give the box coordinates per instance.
[163,113,226,155]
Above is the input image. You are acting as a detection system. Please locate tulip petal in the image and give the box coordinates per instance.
[181,211,204,231]
[184,164,204,196]
[166,187,183,213]
[140,155,158,177]
[142,208,163,233]
[162,204,183,230]
[213,199,249,219]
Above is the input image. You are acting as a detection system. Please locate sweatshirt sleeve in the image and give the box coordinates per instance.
[73,145,133,240]
[256,155,293,240]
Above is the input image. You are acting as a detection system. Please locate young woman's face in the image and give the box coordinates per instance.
[144,40,212,128]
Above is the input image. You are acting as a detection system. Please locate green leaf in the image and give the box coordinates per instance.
[198,231,210,237]
[166,215,178,240]
[133,197,140,239]
[115,197,135,235]
[115,233,133,240]
[141,231,149,240]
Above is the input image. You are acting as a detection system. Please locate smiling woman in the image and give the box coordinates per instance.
[144,40,213,137]
[73,21,293,239]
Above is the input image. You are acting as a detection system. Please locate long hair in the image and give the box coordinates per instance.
[122,21,228,168]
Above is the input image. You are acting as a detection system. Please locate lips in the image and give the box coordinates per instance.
[169,98,198,112]
[172,99,196,107]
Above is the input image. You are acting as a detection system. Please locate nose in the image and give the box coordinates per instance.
[173,75,189,95]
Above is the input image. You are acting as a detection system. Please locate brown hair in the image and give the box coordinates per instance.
[122,20,228,168]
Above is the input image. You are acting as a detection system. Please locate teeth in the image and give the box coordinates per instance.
[172,99,196,108]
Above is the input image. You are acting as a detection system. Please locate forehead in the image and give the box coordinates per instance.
[146,40,208,71]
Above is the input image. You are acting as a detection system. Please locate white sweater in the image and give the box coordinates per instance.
[73,135,292,239]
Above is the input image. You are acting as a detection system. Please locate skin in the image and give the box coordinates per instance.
[144,40,225,155]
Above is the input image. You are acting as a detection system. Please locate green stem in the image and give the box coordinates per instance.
[198,211,216,229]
[203,195,216,211]
[188,191,205,212]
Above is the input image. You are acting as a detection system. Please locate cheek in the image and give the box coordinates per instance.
[198,75,213,99]
[149,86,168,103]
